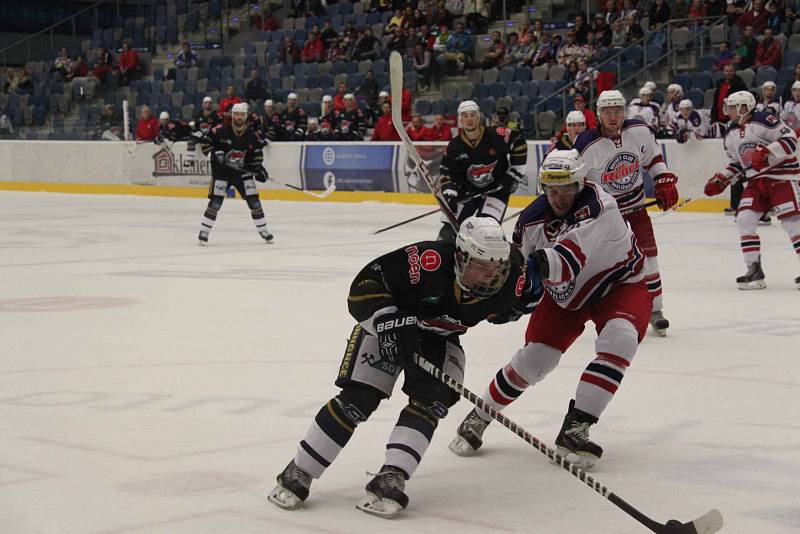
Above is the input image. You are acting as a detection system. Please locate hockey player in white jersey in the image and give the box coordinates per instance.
[756,81,781,116]
[627,85,660,130]
[449,149,651,468]
[660,83,684,132]
[780,81,800,129]
[667,99,707,142]
[703,90,800,289]
[572,90,678,335]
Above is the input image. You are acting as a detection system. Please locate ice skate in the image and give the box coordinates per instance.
[259,228,274,243]
[723,207,736,216]
[449,408,490,456]
[737,261,766,290]
[268,460,311,510]
[356,466,409,518]
[649,310,669,337]
[758,213,772,226]
[555,400,603,470]
[794,275,800,289]
[198,230,209,246]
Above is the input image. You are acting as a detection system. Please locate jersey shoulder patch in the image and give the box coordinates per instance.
[572,128,602,153]
[622,118,648,129]
[566,183,604,225]
[514,196,551,234]
[751,110,780,128]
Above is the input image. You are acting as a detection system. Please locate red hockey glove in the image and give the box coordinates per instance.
[750,145,770,172]
[704,173,731,196]
[654,172,679,210]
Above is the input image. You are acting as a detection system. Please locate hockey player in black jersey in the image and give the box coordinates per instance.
[279,93,307,141]
[157,112,193,142]
[193,96,222,135]
[338,93,367,140]
[197,102,273,245]
[260,99,283,141]
[437,100,528,241]
[268,216,538,518]
[551,110,587,151]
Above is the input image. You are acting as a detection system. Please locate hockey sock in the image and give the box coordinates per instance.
[384,403,437,478]
[294,398,363,479]
[575,319,638,419]
[479,343,561,422]
[246,197,267,232]
[737,210,762,266]
[779,215,800,261]
[201,199,222,233]
[643,255,663,312]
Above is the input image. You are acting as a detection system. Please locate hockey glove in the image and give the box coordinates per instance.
[704,173,731,196]
[654,172,679,210]
[750,145,770,172]
[525,253,546,302]
[376,312,420,367]
[211,150,226,165]
[250,165,269,183]
[442,187,460,212]
[506,167,527,194]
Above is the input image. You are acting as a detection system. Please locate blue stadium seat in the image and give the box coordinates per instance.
[431,99,446,115]
[445,99,459,115]
[506,81,523,97]
[489,82,505,98]
[687,89,704,109]
[416,100,431,115]
[624,45,643,66]
[512,96,530,114]
[478,97,496,115]
[526,80,539,98]
[698,55,716,72]
[514,66,532,82]
[777,68,794,87]
[692,72,712,92]
[538,80,556,97]
[499,67,515,83]
[672,72,692,93]
[472,83,489,99]
[755,66,778,86]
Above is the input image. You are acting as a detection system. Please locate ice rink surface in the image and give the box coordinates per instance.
[1,191,798,534]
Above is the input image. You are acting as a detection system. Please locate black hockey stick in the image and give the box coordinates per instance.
[505,199,660,225]
[414,354,724,534]
[390,51,460,231]
[218,160,336,199]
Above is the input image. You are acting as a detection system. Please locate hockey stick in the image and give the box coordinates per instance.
[414,354,724,534]
[390,51,460,230]
[372,185,505,235]
[505,199,660,225]
[220,161,336,199]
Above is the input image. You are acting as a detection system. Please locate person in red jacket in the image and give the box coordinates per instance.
[422,114,453,140]
[754,27,782,69]
[136,106,159,141]
[401,87,412,123]
[736,0,769,34]
[573,95,598,129]
[406,115,427,140]
[301,28,324,63]
[219,85,242,124]
[371,101,401,141]
[333,82,348,112]
[117,41,140,87]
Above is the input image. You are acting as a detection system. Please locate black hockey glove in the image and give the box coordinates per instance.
[441,186,460,212]
[250,165,269,183]
[506,167,526,194]
[488,260,544,325]
[211,150,226,165]
[376,312,420,367]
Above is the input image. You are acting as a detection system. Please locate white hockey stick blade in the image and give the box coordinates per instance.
[306,182,336,199]
[690,509,724,534]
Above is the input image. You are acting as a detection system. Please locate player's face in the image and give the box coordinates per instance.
[599,106,624,135]
[460,110,479,131]
[457,256,509,298]
[545,183,580,216]
[793,88,800,101]
[640,93,651,104]
[232,112,247,129]
[680,108,691,119]
[567,122,585,139]
[764,86,775,99]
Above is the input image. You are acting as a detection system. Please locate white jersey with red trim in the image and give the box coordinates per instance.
[780,100,800,129]
[626,102,660,129]
[512,182,645,311]
[573,119,669,211]
[721,111,799,182]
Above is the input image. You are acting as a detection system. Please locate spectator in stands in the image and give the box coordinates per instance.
[378,90,390,109]
[566,60,580,84]
[503,32,532,66]
[51,47,72,81]
[302,27,325,63]
[400,86,413,123]
[573,14,589,45]
[649,0,672,27]
[407,114,427,140]
[766,1,784,33]
[136,106,159,141]
[621,0,638,20]
[175,42,197,69]
[492,106,520,131]
[423,114,453,141]
[446,0,464,18]
[117,41,140,87]
[753,27,782,69]
[415,24,436,51]
[688,0,707,20]
[246,69,267,103]
[371,101,401,140]
[434,1,454,29]
[572,94,598,128]
[532,32,554,66]
[557,31,584,65]
[387,9,405,33]
[333,82,349,112]
[219,85,242,115]
[474,30,506,69]
[13,69,33,95]
[573,59,597,96]
[596,0,619,25]
[387,26,409,53]
[321,20,339,51]
[726,0,747,27]
[734,25,757,69]
[715,42,734,69]
[92,46,114,84]
[593,15,612,47]
[551,34,564,55]
[623,14,644,44]
[711,63,747,122]
[412,43,435,91]
[354,28,381,61]
[280,36,301,64]
[464,0,490,34]
[440,22,471,74]
[66,57,88,82]
[0,107,15,139]
[326,37,346,62]
[356,70,379,109]
[518,20,533,45]
[736,0,768,33]
[781,63,800,102]
[257,7,279,32]
[610,20,627,47]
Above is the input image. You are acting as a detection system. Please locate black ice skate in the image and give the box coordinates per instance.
[555,400,603,469]
[356,465,409,518]
[737,261,766,290]
[795,276,800,290]
[723,207,736,216]
[198,230,209,246]
[649,310,669,337]
[268,460,312,510]
[259,228,274,243]
[758,214,772,226]
[449,408,490,456]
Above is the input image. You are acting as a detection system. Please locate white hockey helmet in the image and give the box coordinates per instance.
[458,100,480,115]
[792,81,800,91]
[538,149,588,192]
[202,96,213,103]
[667,83,684,96]
[678,99,693,110]
[762,81,776,89]
[455,216,512,298]
[231,102,249,115]
[643,81,657,92]
[287,92,298,101]
[597,90,626,111]
[159,111,170,120]
[264,99,274,108]
[566,110,586,125]
[723,91,756,118]
[639,85,654,97]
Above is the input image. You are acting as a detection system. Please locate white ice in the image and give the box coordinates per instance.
[1,192,798,534]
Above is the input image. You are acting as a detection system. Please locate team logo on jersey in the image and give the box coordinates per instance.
[737,142,758,166]
[405,245,422,284]
[361,352,398,375]
[467,161,498,187]
[420,249,442,271]
[546,279,576,303]
[226,150,247,168]
[601,152,640,193]
[515,273,526,297]
[574,206,591,221]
